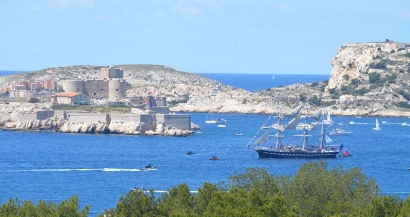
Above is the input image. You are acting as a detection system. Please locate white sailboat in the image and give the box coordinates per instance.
[322,108,334,125]
[373,118,381,130]
[205,113,218,124]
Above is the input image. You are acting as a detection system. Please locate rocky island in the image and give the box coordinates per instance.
[1,40,410,136]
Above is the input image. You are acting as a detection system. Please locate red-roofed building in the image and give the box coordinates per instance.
[52,92,90,105]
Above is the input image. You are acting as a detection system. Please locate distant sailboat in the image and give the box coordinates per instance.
[373,118,381,131]
[205,113,218,124]
[272,75,275,80]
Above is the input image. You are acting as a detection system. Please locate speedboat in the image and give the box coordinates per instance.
[402,122,409,126]
[140,163,157,170]
[187,150,194,155]
[349,120,356,125]
[236,132,243,136]
[209,156,220,160]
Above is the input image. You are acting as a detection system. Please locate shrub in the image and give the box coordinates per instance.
[350,78,361,86]
[399,69,405,73]
[369,73,381,83]
[309,95,322,106]
[299,94,307,102]
[311,82,319,87]
[370,62,387,69]
[343,74,350,81]
[320,85,326,92]
[356,88,370,96]
[394,102,410,109]
[29,97,41,103]
[390,50,395,53]
[397,90,410,101]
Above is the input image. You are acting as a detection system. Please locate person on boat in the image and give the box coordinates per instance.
[343,149,349,157]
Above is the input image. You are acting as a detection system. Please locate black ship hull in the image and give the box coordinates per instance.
[254,149,339,159]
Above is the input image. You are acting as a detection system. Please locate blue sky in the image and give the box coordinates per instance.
[1,0,409,74]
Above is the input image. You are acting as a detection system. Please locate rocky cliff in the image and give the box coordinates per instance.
[326,42,410,95]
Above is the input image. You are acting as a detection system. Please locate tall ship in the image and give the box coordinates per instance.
[248,103,344,159]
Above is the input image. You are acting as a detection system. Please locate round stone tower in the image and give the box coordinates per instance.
[108,79,126,99]
[63,80,84,93]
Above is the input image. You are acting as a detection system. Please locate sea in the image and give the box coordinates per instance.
[1,72,410,216]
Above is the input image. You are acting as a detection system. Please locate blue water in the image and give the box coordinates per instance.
[1,114,410,216]
[0,71,26,76]
[199,73,330,92]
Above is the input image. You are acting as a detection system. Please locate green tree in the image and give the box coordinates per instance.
[364,195,403,217]
[0,195,89,217]
[398,196,410,217]
[29,97,41,103]
[100,188,157,217]
[287,162,379,216]
[156,183,196,216]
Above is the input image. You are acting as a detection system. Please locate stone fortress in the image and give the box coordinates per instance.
[63,66,126,100]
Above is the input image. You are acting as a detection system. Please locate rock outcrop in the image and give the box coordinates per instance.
[326,42,410,92]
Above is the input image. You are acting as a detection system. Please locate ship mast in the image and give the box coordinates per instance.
[301,103,310,150]
[319,110,326,150]
[274,102,283,149]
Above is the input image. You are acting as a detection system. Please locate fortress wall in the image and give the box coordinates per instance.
[108,79,126,99]
[67,113,107,123]
[64,80,84,93]
[152,107,170,114]
[83,80,109,98]
[156,114,165,125]
[140,114,156,131]
[18,112,38,122]
[155,97,167,106]
[164,114,191,130]
[18,110,54,121]
[37,110,55,120]
[54,110,65,117]
[110,114,141,122]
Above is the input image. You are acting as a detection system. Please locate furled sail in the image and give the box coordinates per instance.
[254,128,271,146]
[310,108,322,121]
[285,105,303,118]
[285,115,300,130]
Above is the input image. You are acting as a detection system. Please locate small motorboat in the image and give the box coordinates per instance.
[187,150,194,155]
[349,120,356,125]
[140,163,157,170]
[236,132,243,136]
[402,122,409,126]
[209,156,220,160]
